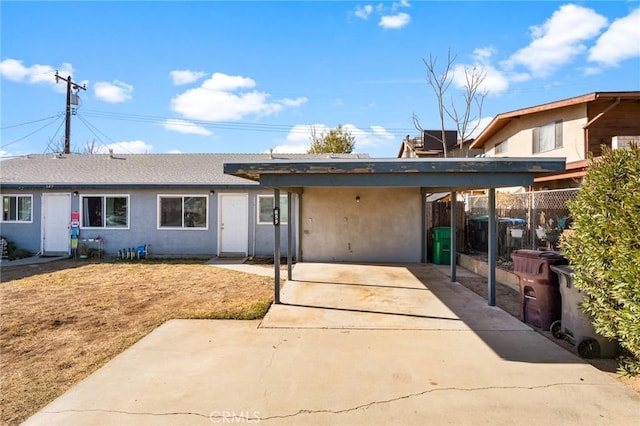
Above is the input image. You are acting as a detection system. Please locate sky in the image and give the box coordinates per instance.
[1,0,639,158]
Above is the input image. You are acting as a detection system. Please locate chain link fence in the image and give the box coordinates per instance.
[466,188,579,256]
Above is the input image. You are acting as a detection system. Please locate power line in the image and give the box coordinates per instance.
[42,116,68,153]
[0,114,62,130]
[1,115,64,149]
[79,109,415,136]
[76,113,135,154]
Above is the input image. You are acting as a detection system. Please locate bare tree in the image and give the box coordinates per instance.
[414,49,487,157]
[82,139,100,154]
[447,65,487,157]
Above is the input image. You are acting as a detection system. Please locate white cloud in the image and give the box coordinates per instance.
[163,119,212,136]
[449,48,510,95]
[588,8,640,67]
[95,140,152,154]
[343,124,395,148]
[354,5,373,19]
[392,1,411,11]
[379,12,410,30]
[0,59,75,92]
[502,4,608,77]
[467,116,494,140]
[94,80,133,103]
[171,72,307,121]
[169,70,207,85]
[167,149,183,154]
[271,123,396,153]
[355,2,410,29]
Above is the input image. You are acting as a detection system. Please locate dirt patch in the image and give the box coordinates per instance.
[456,275,640,395]
[0,259,275,426]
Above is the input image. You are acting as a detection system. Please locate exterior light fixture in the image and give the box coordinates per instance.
[356,196,360,203]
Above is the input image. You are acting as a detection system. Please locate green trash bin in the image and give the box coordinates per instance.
[432,227,451,265]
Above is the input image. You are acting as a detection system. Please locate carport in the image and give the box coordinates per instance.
[224,157,565,306]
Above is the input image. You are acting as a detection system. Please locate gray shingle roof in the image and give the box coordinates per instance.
[0,153,369,188]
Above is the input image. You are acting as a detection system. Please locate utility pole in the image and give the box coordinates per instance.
[55,72,86,154]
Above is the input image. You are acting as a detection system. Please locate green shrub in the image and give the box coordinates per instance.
[563,143,640,373]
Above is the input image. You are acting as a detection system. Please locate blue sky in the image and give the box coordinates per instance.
[1,1,639,158]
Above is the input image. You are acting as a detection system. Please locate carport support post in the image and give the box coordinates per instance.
[450,191,457,282]
[488,188,497,306]
[274,188,281,304]
[287,191,292,281]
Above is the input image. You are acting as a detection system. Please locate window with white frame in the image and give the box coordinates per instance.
[533,120,563,153]
[81,195,129,228]
[257,195,288,225]
[495,139,508,154]
[2,195,32,222]
[158,195,207,229]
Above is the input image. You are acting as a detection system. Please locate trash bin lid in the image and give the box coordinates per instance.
[512,249,565,260]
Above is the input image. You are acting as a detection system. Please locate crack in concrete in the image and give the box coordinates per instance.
[42,381,614,421]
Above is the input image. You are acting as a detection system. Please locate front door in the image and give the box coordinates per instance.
[218,193,248,256]
[42,193,71,255]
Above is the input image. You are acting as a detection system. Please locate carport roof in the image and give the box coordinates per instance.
[223,157,566,191]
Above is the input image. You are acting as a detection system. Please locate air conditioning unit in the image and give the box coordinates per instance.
[611,136,638,150]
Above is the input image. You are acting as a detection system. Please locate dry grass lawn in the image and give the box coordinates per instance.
[0,259,274,426]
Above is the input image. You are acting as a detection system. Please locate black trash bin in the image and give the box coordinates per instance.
[511,250,568,331]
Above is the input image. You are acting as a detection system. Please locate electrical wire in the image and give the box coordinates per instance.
[79,109,415,136]
[76,113,134,154]
[1,115,65,149]
[1,114,63,130]
[42,116,68,153]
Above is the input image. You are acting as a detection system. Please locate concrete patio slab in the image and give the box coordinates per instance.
[24,263,640,425]
[260,263,529,330]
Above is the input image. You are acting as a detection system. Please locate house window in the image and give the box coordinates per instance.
[158,195,207,229]
[495,139,508,154]
[533,120,563,153]
[257,195,288,225]
[2,195,32,222]
[81,195,129,228]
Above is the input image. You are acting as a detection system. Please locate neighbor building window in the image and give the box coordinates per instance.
[495,139,508,154]
[81,195,129,228]
[257,195,288,225]
[158,195,207,229]
[533,120,563,153]
[2,195,32,222]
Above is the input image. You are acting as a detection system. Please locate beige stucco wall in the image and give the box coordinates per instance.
[486,104,586,162]
[301,187,422,263]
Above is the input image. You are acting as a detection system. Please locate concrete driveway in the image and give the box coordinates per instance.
[24,263,640,425]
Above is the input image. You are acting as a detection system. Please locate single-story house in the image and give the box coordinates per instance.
[0,152,366,258]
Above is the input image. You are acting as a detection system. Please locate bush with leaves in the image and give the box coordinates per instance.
[562,143,640,374]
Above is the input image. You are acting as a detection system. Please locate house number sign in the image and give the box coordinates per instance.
[273,207,280,226]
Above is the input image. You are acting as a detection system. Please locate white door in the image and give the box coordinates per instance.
[218,193,248,256]
[42,193,71,255]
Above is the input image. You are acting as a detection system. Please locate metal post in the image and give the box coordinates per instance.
[450,191,457,282]
[274,189,281,304]
[287,191,292,281]
[488,188,497,306]
[421,193,427,263]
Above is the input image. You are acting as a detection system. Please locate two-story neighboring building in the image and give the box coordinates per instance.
[398,130,484,159]
[469,91,640,190]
